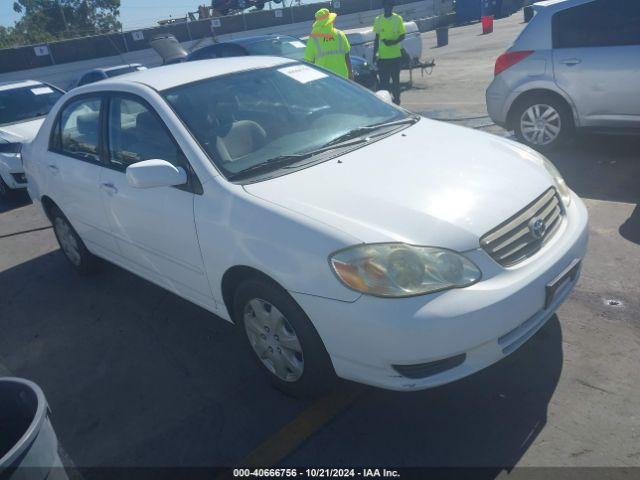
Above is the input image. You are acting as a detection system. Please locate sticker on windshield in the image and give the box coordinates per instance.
[288,41,305,48]
[31,87,54,95]
[278,65,327,84]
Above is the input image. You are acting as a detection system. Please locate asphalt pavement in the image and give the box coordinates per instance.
[0,12,639,474]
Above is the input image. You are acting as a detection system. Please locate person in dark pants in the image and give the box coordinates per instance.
[373,0,406,105]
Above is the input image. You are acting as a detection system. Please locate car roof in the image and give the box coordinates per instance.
[0,80,43,91]
[532,0,595,12]
[98,56,294,91]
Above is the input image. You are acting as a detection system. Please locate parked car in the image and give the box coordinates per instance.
[153,34,378,90]
[0,80,64,198]
[75,64,147,87]
[486,0,640,150]
[24,57,588,396]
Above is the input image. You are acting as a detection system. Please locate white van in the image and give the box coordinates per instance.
[345,21,422,66]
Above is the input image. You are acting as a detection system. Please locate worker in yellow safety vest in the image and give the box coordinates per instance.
[373,0,406,104]
[304,8,353,79]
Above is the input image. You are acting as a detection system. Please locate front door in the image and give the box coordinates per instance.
[552,0,640,128]
[99,94,213,308]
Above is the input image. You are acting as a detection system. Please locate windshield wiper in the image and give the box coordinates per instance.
[228,137,369,180]
[323,115,420,147]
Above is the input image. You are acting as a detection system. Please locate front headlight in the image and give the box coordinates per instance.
[541,156,571,206]
[329,243,482,297]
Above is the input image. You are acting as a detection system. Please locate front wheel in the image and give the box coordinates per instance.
[512,94,574,151]
[234,278,336,397]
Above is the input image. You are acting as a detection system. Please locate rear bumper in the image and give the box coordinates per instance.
[486,77,510,127]
[293,192,588,391]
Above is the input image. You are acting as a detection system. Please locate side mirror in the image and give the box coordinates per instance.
[126,159,187,189]
[375,90,393,104]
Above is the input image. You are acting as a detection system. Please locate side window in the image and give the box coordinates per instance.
[53,97,102,162]
[107,96,185,170]
[553,0,640,49]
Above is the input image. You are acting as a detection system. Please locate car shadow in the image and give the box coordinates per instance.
[619,204,640,245]
[284,315,563,474]
[0,250,310,467]
[0,190,31,214]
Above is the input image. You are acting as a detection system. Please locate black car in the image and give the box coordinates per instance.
[74,64,147,88]
[187,35,378,89]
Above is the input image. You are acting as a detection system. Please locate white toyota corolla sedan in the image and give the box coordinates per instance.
[23,57,588,396]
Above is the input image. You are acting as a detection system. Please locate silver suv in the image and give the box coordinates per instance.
[486,0,640,150]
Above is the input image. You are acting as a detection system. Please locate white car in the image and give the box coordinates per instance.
[23,57,588,396]
[0,81,64,198]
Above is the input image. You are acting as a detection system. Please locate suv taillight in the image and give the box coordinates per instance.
[494,50,534,76]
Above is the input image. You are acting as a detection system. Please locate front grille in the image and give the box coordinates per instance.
[481,188,563,267]
[392,353,466,379]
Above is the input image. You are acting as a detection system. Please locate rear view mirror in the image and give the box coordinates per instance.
[126,159,187,189]
[375,90,393,104]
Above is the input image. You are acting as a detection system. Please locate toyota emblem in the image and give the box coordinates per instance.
[529,217,546,240]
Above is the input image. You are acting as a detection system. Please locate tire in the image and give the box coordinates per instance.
[50,206,100,274]
[0,176,14,200]
[512,93,574,152]
[233,278,336,397]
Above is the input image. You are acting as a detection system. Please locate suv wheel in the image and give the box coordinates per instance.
[512,94,574,151]
[233,278,336,397]
[50,206,100,274]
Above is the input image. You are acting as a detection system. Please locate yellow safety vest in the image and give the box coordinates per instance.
[304,29,350,78]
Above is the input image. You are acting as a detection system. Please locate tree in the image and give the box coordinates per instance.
[0,0,121,49]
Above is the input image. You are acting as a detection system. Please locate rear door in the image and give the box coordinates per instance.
[552,0,640,128]
[47,95,119,255]
[99,93,213,308]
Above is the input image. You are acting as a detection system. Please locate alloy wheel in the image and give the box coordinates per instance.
[520,104,562,146]
[243,298,304,382]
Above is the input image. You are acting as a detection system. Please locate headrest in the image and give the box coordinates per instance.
[135,111,158,133]
[76,112,99,136]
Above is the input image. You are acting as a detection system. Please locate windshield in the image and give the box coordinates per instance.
[244,37,307,61]
[163,63,408,180]
[0,84,63,126]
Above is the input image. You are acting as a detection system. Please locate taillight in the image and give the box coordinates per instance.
[494,50,534,76]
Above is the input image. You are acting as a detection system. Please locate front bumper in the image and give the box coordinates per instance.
[0,153,27,190]
[292,192,588,391]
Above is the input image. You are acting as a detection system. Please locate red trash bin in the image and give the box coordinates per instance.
[481,15,494,34]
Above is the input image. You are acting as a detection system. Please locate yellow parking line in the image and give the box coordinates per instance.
[219,384,362,478]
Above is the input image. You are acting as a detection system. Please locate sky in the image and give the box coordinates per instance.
[0,0,312,31]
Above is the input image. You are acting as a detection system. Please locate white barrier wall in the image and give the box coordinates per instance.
[0,0,452,90]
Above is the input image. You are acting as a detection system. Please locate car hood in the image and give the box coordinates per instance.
[244,119,555,252]
[0,118,45,144]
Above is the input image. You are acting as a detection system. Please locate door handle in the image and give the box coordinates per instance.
[47,164,59,174]
[561,58,581,66]
[100,182,118,195]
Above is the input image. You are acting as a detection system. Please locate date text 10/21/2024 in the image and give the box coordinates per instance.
[232,469,401,478]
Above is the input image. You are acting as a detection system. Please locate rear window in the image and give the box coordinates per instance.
[0,84,64,126]
[553,0,640,48]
